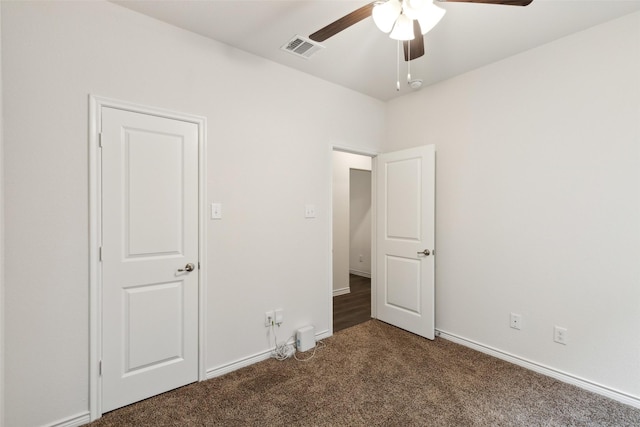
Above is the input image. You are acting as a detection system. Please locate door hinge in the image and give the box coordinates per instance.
[99,360,102,376]
[98,133,103,148]
[99,246,103,262]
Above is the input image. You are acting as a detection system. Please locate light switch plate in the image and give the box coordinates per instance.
[305,204,316,218]
[211,203,222,219]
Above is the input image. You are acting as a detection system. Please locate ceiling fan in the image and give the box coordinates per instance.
[309,0,533,62]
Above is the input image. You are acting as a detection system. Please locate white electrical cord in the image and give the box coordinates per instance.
[293,339,326,362]
[270,322,295,361]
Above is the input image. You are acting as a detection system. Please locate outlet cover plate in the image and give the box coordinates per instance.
[510,313,522,330]
[305,204,316,218]
[265,311,274,327]
[275,309,284,325]
[554,326,568,344]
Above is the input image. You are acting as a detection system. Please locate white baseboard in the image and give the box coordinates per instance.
[436,329,640,410]
[206,348,273,379]
[333,287,350,297]
[315,329,331,341]
[45,412,91,427]
[349,269,371,278]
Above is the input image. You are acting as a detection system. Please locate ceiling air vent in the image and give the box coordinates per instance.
[281,35,324,59]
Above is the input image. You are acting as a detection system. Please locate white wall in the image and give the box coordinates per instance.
[332,152,372,295]
[349,169,372,276]
[1,2,384,426]
[386,11,640,400]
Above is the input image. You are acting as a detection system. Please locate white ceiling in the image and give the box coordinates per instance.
[113,0,640,101]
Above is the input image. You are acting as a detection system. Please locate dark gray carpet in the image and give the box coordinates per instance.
[88,320,640,426]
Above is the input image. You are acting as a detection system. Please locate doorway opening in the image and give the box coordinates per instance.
[332,150,373,332]
[331,144,436,339]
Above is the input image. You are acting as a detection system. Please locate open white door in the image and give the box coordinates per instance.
[100,107,199,412]
[376,145,435,339]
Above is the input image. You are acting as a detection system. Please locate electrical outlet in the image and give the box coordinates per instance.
[211,203,222,219]
[554,326,568,345]
[264,311,274,327]
[510,313,522,330]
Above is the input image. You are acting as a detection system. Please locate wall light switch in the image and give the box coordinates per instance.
[211,203,222,219]
[305,204,316,218]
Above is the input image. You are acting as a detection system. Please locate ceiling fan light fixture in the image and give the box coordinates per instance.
[416,2,446,34]
[372,0,402,33]
[402,0,430,20]
[389,13,415,40]
[308,0,534,93]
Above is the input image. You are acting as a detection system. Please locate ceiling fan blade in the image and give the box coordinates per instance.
[438,0,533,5]
[403,20,425,61]
[309,2,376,42]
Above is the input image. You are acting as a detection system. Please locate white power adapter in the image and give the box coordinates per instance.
[296,326,315,352]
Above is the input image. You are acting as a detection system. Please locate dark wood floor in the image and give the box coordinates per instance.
[333,274,371,332]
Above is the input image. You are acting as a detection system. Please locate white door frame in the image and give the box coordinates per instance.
[330,146,379,335]
[88,95,207,421]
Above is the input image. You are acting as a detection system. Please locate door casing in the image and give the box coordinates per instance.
[88,95,207,421]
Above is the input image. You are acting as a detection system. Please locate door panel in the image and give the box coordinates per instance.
[386,158,421,240]
[101,107,199,412]
[376,145,435,339]
[386,256,421,313]
[126,130,184,257]
[124,281,184,373]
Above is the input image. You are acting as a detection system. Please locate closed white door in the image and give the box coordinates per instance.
[376,145,435,339]
[101,107,199,412]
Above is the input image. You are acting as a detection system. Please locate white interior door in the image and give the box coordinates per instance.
[376,145,435,339]
[101,107,199,412]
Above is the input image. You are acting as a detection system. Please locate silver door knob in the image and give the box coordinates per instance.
[178,263,195,272]
[417,249,431,256]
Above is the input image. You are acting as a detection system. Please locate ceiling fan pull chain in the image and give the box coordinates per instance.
[396,40,400,91]
[407,39,411,83]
